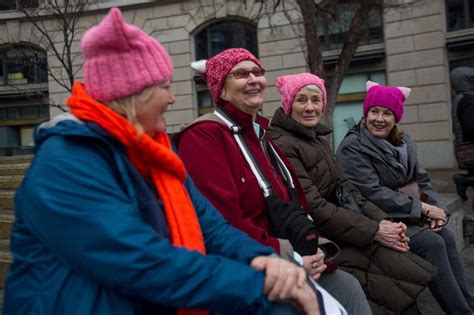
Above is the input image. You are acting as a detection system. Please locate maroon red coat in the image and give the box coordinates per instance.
[177,103,308,253]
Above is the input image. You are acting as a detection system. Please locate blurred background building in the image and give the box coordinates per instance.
[0,0,472,169]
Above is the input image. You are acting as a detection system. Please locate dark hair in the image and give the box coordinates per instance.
[362,119,404,145]
[387,124,404,145]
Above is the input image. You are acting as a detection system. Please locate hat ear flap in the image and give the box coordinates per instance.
[191,59,207,74]
[398,87,411,99]
[366,80,379,91]
[275,76,286,94]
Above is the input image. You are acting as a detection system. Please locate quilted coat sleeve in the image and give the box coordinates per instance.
[336,137,423,221]
[18,135,271,314]
[178,123,281,252]
[275,138,379,247]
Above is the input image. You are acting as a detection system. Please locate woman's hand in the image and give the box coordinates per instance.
[250,256,306,301]
[430,219,446,232]
[289,281,320,315]
[251,256,320,314]
[302,249,327,281]
[421,203,447,221]
[374,220,410,252]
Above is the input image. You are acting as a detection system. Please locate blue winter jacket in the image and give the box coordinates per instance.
[4,115,275,315]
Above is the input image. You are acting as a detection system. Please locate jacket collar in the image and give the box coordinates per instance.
[354,122,418,177]
[270,107,331,140]
[220,102,270,130]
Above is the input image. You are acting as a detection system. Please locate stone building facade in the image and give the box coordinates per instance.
[0,0,472,168]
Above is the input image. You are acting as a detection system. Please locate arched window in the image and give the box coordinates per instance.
[194,19,258,115]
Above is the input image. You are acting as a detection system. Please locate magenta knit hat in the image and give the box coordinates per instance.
[275,73,326,115]
[81,8,173,102]
[191,48,262,105]
[363,81,411,123]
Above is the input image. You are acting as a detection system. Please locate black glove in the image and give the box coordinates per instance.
[265,194,318,256]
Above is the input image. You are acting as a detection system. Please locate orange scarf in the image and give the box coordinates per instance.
[68,83,206,315]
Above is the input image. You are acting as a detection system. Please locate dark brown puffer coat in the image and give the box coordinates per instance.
[269,108,436,314]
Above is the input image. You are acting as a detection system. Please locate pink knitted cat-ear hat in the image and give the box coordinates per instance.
[363,81,411,123]
[81,7,173,102]
[275,73,326,115]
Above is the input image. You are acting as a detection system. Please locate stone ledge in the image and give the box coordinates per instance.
[441,193,467,251]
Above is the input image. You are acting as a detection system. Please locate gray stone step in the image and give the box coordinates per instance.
[0,164,29,176]
[0,155,33,165]
[0,176,23,190]
[0,192,14,210]
[440,193,467,252]
[0,212,14,241]
[0,240,11,290]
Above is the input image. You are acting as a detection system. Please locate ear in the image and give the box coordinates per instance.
[398,87,411,99]
[220,85,228,101]
[366,80,379,91]
[191,59,207,74]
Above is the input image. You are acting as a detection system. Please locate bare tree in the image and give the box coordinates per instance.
[17,0,91,111]
[189,0,412,129]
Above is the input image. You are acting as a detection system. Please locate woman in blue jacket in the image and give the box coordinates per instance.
[3,8,319,315]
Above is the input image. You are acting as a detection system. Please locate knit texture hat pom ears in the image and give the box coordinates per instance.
[81,7,173,102]
[275,73,327,116]
[191,59,207,78]
[363,80,411,123]
[191,48,262,105]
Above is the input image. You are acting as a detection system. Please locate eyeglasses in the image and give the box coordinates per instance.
[228,68,266,79]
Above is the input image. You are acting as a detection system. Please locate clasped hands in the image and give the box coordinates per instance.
[421,203,448,232]
[374,220,410,252]
[251,256,320,315]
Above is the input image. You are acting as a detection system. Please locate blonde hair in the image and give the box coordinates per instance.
[105,84,158,136]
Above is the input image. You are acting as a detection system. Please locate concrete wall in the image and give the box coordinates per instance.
[384,0,456,168]
[0,0,467,168]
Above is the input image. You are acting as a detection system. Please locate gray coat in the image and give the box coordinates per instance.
[336,122,446,225]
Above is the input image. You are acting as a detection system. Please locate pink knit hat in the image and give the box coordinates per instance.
[275,73,326,115]
[363,81,411,123]
[81,8,173,102]
[191,48,262,105]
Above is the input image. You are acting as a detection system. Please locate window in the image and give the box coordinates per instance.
[450,58,474,70]
[333,71,386,150]
[0,105,49,120]
[447,0,474,31]
[194,19,258,115]
[318,3,383,50]
[0,46,47,86]
[0,126,19,147]
[0,0,39,10]
[0,104,49,148]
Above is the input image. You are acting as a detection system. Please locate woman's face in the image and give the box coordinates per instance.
[365,106,396,138]
[220,60,267,116]
[290,88,324,128]
[137,80,176,137]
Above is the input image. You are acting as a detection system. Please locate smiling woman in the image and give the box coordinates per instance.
[336,80,474,314]
[365,106,396,139]
[177,50,371,315]
[220,60,267,117]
